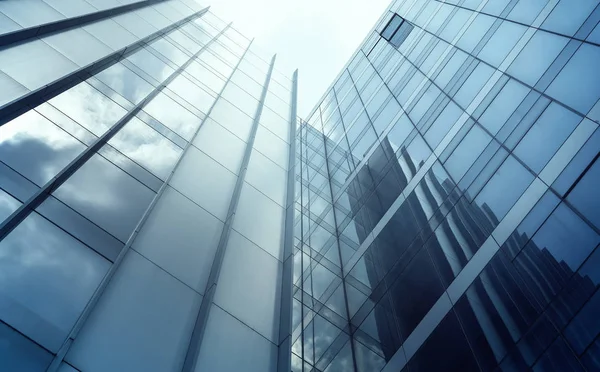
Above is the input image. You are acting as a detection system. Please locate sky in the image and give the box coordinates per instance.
[208,0,391,118]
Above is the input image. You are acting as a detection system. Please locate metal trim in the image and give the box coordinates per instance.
[180,50,277,372]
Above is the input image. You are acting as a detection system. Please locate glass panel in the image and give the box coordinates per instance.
[170,147,237,221]
[192,118,246,174]
[108,116,181,179]
[53,153,155,242]
[143,92,202,140]
[0,212,110,351]
[214,230,281,342]
[478,21,526,67]
[0,0,63,27]
[0,70,28,107]
[454,62,494,108]
[183,60,226,94]
[480,79,530,135]
[246,150,287,206]
[133,185,223,294]
[166,74,216,115]
[0,39,78,90]
[49,81,127,137]
[222,83,260,118]
[233,182,285,260]
[0,321,53,371]
[474,155,534,221]
[568,159,600,228]
[541,0,598,36]
[508,31,568,87]
[209,98,254,142]
[82,19,137,51]
[148,37,189,67]
[260,106,290,143]
[95,62,154,105]
[65,250,200,372]
[514,102,581,173]
[254,125,289,170]
[546,43,600,114]
[195,305,277,372]
[42,28,113,67]
[0,109,86,186]
[457,13,495,53]
[424,101,462,150]
[445,124,492,182]
[124,47,175,86]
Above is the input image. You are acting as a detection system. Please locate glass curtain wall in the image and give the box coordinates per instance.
[0,1,297,371]
[294,0,600,371]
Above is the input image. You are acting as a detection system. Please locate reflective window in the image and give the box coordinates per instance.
[390,248,445,337]
[53,153,155,242]
[546,43,600,114]
[66,250,200,372]
[246,150,287,206]
[568,159,600,229]
[209,98,254,142]
[195,305,277,372]
[478,21,526,67]
[0,212,110,351]
[0,70,28,107]
[475,155,534,221]
[193,118,246,174]
[167,74,216,115]
[148,37,189,67]
[222,82,260,117]
[0,39,78,90]
[425,101,462,149]
[0,109,86,186]
[170,147,237,221]
[42,28,113,67]
[49,81,127,137]
[233,182,285,260]
[124,47,176,86]
[445,124,492,182]
[254,125,289,170]
[457,13,495,53]
[541,0,598,36]
[454,62,494,108]
[108,116,181,179]
[82,19,137,51]
[96,62,154,105]
[133,186,223,293]
[387,114,415,152]
[479,79,530,135]
[508,31,568,87]
[143,92,202,140]
[184,60,226,94]
[514,102,580,173]
[214,230,281,342]
[0,321,53,371]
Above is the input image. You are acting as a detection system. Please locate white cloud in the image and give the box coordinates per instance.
[207,0,391,117]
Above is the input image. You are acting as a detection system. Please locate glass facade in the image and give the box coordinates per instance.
[2,0,600,371]
[294,0,600,371]
[0,1,296,371]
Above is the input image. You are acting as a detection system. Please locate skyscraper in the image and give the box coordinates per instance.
[1,0,600,372]
[0,1,296,371]
[294,0,600,371]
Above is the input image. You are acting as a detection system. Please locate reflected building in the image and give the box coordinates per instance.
[294,0,600,371]
[0,1,297,371]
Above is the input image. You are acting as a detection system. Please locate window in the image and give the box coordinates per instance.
[380,13,414,48]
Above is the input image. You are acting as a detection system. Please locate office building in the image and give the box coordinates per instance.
[0,1,296,371]
[1,0,600,371]
[293,0,600,371]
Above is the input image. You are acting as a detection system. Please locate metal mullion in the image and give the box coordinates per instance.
[321,126,359,371]
[43,21,232,372]
[277,69,299,372]
[0,7,210,126]
[180,49,277,372]
[0,0,178,48]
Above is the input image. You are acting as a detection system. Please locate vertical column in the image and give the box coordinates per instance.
[181,52,277,372]
[278,69,299,371]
